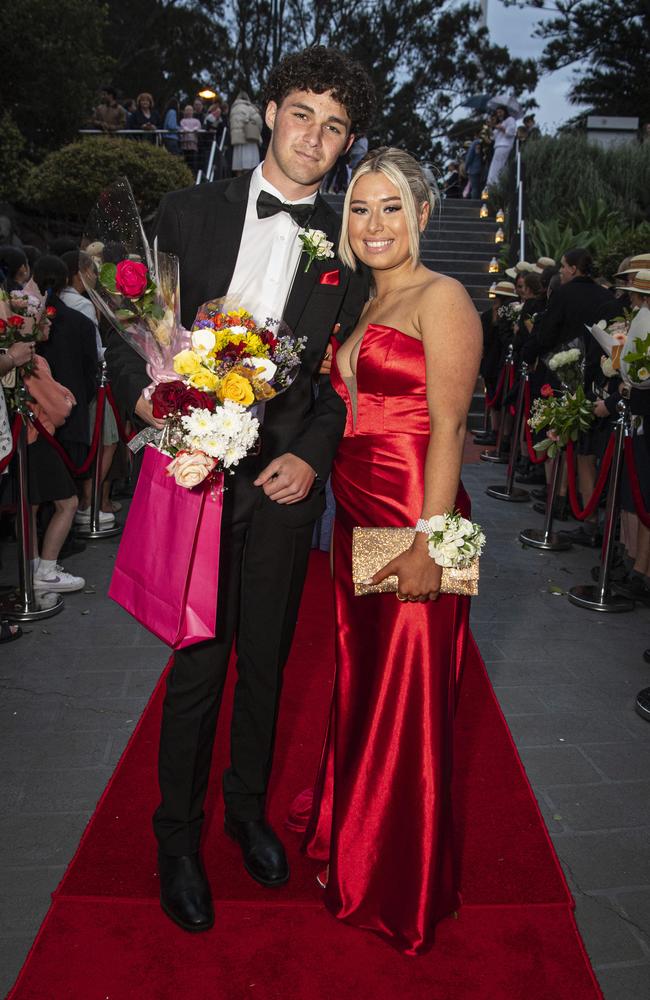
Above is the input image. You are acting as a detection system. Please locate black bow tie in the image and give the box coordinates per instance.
[256,190,314,227]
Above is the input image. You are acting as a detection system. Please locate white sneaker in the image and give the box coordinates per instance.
[33,569,85,593]
[74,508,115,525]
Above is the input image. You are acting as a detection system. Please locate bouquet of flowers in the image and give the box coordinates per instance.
[546,346,583,391]
[498,301,523,328]
[0,282,54,400]
[528,383,594,459]
[619,307,650,390]
[425,511,486,569]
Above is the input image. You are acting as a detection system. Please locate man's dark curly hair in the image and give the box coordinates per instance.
[264,46,376,135]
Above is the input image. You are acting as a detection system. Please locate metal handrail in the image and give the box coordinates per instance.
[515,141,525,261]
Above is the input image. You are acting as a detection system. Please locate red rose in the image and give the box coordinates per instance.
[115,259,148,298]
[181,387,216,413]
[0,319,6,333]
[540,384,554,398]
[46,306,57,319]
[151,380,186,418]
[8,316,24,329]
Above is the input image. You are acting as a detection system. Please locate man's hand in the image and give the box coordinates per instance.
[254,453,317,505]
[319,323,340,376]
[135,394,165,429]
[593,398,609,419]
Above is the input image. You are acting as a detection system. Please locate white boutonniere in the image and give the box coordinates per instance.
[298,228,335,272]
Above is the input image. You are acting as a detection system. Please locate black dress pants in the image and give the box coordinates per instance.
[153,486,315,856]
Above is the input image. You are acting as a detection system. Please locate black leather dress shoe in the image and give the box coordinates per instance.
[563,526,603,548]
[158,852,214,932]
[530,487,547,501]
[224,817,289,887]
[473,431,496,446]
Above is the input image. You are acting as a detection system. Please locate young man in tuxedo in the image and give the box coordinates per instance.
[106,47,375,932]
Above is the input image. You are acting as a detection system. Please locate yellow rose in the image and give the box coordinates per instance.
[188,368,221,392]
[173,349,203,375]
[166,450,216,490]
[220,371,255,406]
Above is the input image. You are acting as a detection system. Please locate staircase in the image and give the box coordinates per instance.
[324,193,497,430]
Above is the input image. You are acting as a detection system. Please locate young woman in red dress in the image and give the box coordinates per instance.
[302,147,482,955]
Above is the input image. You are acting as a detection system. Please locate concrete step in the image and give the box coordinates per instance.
[424,258,493,274]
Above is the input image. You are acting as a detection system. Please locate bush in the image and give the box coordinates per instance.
[522,135,650,228]
[0,113,27,203]
[21,138,194,220]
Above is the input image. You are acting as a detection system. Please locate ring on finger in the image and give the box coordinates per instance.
[396,593,407,602]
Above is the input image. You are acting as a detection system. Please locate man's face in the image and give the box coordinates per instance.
[193,100,203,114]
[265,89,354,189]
[496,108,506,122]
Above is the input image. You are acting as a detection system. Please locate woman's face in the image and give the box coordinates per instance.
[140,97,151,112]
[347,171,427,272]
[515,274,526,297]
[496,108,506,122]
[15,263,30,286]
[630,291,649,309]
[560,256,577,284]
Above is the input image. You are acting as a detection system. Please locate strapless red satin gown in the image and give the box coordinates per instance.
[303,323,472,956]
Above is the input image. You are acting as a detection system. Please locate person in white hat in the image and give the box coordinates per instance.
[628,268,650,306]
[474,280,519,444]
[531,256,555,274]
[617,252,650,277]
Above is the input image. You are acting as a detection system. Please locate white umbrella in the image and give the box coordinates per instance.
[487,94,523,119]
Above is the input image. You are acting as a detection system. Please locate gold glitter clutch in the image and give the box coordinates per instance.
[352,527,479,597]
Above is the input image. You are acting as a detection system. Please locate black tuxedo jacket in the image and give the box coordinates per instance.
[105,173,368,522]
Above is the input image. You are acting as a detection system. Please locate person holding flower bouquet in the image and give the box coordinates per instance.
[105,46,375,933]
[296,148,482,954]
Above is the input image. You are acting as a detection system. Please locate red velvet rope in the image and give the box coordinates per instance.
[523,382,547,465]
[104,382,136,443]
[566,435,615,521]
[29,387,106,476]
[484,364,507,410]
[623,437,650,529]
[0,415,23,474]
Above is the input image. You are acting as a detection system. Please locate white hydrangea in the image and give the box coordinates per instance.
[548,348,581,370]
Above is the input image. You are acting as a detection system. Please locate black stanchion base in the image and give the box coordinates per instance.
[0,589,64,621]
[635,687,650,721]
[75,524,122,540]
[519,528,572,551]
[479,449,508,464]
[486,485,529,502]
[568,585,634,613]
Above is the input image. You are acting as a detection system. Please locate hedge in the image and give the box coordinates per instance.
[21,137,194,219]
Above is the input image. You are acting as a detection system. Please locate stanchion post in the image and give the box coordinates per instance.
[486,361,530,502]
[0,408,63,621]
[569,397,634,612]
[480,345,514,464]
[76,365,121,541]
[519,453,571,550]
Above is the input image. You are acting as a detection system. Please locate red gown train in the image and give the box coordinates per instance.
[303,323,472,955]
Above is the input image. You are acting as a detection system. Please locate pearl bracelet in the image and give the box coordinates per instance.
[414,518,431,534]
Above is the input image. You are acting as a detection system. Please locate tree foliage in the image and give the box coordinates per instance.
[501,1,649,120]
[0,0,109,155]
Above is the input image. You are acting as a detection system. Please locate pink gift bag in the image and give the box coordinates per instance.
[109,446,223,649]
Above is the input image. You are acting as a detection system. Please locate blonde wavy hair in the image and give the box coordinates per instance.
[338,147,437,271]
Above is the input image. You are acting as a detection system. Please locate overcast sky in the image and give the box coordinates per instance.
[486,0,586,132]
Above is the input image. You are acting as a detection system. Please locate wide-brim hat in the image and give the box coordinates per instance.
[493,280,518,298]
[532,256,556,273]
[628,269,650,295]
[505,261,533,280]
[617,252,650,275]
[614,257,632,279]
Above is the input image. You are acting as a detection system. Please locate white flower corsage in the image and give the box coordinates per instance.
[298,228,335,272]
[422,511,486,568]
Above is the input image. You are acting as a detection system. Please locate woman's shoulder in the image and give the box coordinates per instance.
[416,270,469,306]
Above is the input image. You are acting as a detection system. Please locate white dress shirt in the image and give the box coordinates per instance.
[227,163,317,325]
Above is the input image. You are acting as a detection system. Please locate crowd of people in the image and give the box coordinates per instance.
[442,110,539,199]
[0,240,133,640]
[475,247,650,605]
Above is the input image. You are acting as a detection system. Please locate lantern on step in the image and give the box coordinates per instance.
[488,257,499,273]
[488,283,497,299]
[481,187,489,201]
[495,227,505,244]
[496,208,505,224]
[479,203,489,219]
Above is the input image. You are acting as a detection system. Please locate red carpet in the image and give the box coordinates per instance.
[9,553,602,999]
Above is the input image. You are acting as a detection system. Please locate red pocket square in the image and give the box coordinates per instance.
[319,269,340,286]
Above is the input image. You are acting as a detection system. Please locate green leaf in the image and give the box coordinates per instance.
[99,262,117,291]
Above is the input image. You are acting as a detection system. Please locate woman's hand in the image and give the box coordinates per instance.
[7,341,35,368]
[371,539,442,602]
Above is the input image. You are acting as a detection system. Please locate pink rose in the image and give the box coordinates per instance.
[115,260,148,298]
[166,450,216,489]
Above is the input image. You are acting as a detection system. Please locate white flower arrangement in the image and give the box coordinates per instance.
[548,348,581,371]
[298,228,335,272]
[425,511,486,569]
[180,400,260,469]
